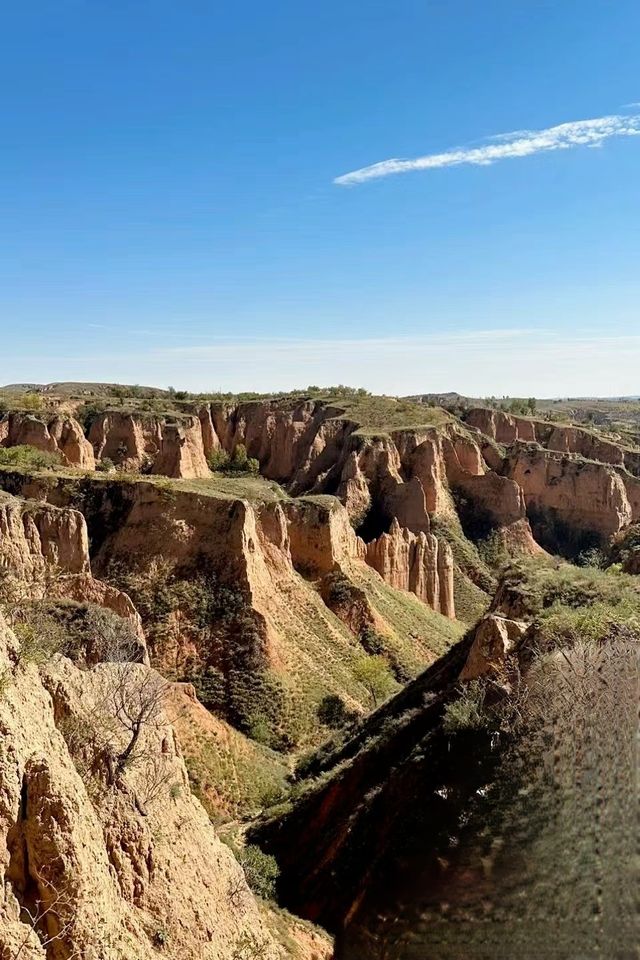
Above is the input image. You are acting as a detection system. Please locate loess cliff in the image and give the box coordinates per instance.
[2,386,640,959]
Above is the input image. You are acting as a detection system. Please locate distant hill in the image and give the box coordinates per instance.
[0,381,169,397]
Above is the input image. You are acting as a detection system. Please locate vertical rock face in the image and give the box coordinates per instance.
[506,447,636,540]
[210,399,356,490]
[88,412,210,478]
[0,413,95,468]
[0,618,282,960]
[283,499,365,576]
[150,419,210,479]
[546,425,626,466]
[465,407,538,444]
[195,404,219,459]
[88,411,159,468]
[0,493,90,577]
[0,492,147,655]
[365,519,455,618]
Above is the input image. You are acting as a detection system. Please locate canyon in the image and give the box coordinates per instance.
[1,386,639,959]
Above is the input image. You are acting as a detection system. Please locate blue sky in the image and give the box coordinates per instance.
[1,0,639,396]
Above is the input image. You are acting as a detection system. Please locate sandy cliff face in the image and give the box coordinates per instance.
[0,491,145,651]
[365,519,454,618]
[0,413,95,469]
[465,406,640,473]
[460,407,640,550]
[505,446,637,542]
[209,402,539,556]
[89,412,210,479]
[0,492,90,579]
[465,407,538,444]
[0,617,283,960]
[211,400,355,492]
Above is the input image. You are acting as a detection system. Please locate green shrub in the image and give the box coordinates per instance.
[11,611,67,666]
[207,445,260,475]
[359,625,386,655]
[20,393,44,411]
[324,571,356,607]
[6,600,143,668]
[207,448,231,471]
[353,655,398,708]
[0,444,61,470]
[75,402,104,431]
[96,456,115,472]
[316,694,354,729]
[442,682,487,734]
[575,546,607,569]
[189,665,226,711]
[237,844,279,900]
[228,444,259,475]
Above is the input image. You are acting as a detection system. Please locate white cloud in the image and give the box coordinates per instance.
[334,112,640,185]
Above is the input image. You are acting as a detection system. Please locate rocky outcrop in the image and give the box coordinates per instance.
[465,407,538,444]
[545,424,627,466]
[505,446,638,543]
[459,613,527,681]
[282,498,364,576]
[211,399,355,492]
[466,406,640,475]
[365,519,455,618]
[88,412,210,478]
[0,616,282,960]
[150,420,210,479]
[0,492,90,578]
[0,412,95,468]
[0,491,147,655]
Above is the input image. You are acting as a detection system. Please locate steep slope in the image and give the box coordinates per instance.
[251,560,639,960]
[0,615,286,960]
[0,471,463,749]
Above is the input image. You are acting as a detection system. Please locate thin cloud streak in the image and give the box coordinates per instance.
[334,112,640,185]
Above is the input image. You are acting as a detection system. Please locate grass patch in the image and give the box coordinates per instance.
[0,445,62,470]
[323,394,452,437]
[500,558,640,651]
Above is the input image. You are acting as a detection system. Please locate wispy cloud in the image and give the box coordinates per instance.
[334,112,640,185]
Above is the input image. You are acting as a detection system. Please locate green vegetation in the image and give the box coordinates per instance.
[442,680,488,734]
[0,444,62,470]
[347,563,464,660]
[430,513,495,593]
[499,558,640,651]
[0,579,142,668]
[207,443,260,475]
[429,512,494,623]
[325,393,451,437]
[221,834,280,900]
[107,559,301,750]
[352,654,398,708]
[182,727,289,821]
[316,693,355,729]
[237,844,280,900]
[18,392,45,411]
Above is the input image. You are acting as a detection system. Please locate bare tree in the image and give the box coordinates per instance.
[98,662,168,779]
